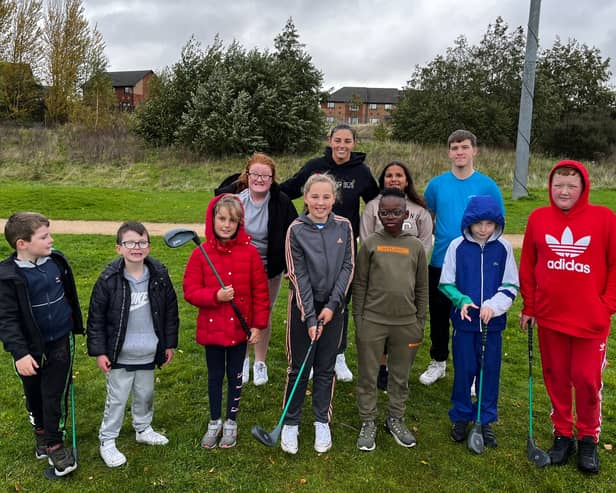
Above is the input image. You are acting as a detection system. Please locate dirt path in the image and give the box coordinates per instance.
[0,218,525,248]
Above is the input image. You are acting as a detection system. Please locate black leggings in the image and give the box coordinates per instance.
[205,342,247,422]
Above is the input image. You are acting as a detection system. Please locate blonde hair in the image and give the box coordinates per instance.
[303,173,338,200]
[214,195,244,223]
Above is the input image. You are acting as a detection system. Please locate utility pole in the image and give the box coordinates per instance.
[513,0,542,199]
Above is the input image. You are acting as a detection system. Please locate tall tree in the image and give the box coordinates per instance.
[0,0,16,60]
[42,0,90,124]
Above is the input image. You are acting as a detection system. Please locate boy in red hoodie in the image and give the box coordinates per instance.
[519,160,616,474]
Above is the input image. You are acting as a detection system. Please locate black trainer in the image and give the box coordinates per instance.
[481,424,497,448]
[47,444,77,476]
[450,421,468,442]
[377,365,388,391]
[548,435,576,466]
[35,429,47,459]
[577,436,599,474]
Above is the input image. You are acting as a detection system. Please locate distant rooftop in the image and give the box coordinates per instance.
[106,70,154,87]
[328,86,402,104]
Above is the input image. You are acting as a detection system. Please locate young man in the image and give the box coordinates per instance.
[520,160,616,474]
[87,222,179,467]
[0,212,83,477]
[353,188,428,451]
[420,130,504,386]
[439,195,518,448]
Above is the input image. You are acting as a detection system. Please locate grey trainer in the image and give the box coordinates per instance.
[357,421,377,451]
[201,419,223,449]
[385,416,416,448]
[219,419,238,448]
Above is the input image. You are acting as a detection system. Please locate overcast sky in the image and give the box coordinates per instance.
[83,0,616,90]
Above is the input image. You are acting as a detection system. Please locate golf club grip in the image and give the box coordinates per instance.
[230,300,252,338]
[527,320,533,374]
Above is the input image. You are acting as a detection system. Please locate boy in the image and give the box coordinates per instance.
[420,129,504,386]
[0,212,83,477]
[438,195,518,448]
[520,160,616,474]
[87,222,179,467]
[353,188,428,451]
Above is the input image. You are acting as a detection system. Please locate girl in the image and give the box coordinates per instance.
[215,153,298,386]
[280,124,378,382]
[281,173,355,454]
[183,194,269,449]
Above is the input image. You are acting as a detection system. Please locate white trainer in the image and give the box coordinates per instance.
[314,422,332,453]
[281,424,299,454]
[419,360,446,385]
[242,357,250,385]
[253,361,268,386]
[100,440,127,468]
[135,426,169,445]
[334,353,353,382]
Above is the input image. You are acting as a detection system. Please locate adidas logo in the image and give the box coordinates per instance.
[545,227,591,274]
[545,227,590,258]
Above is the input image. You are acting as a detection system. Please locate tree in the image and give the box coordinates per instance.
[42,0,90,124]
[0,0,16,60]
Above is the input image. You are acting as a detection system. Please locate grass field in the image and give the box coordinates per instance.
[0,130,615,491]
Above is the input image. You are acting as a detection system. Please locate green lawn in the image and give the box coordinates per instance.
[0,234,614,492]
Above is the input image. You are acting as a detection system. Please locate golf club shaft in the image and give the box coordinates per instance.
[528,320,534,438]
[476,322,488,423]
[197,243,252,338]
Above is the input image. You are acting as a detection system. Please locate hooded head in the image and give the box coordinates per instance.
[204,194,249,247]
[461,195,504,242]
[548,160,589,215]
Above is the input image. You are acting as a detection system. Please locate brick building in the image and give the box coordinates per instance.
[321,86,402,125]
[107,70,154,111]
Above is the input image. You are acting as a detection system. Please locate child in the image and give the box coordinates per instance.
[520,160,616,474]
[353,188,428,451]
[0,212,83,477]
[183,194,269,449]
[438,195,518,448]
[281,173,355,454]
[87,221,179,468]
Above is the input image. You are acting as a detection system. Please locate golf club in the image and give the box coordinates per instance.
[527,320,551,467]
[468,321,488,454]
[163,228,251,339]
[251,320,323,447]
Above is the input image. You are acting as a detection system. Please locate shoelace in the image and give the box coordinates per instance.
[360,423,376,438]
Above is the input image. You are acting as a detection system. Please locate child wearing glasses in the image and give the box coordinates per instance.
[352,188,428,451]
[87,222,179,467]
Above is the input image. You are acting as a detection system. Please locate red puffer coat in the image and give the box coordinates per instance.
[183,194,270,346]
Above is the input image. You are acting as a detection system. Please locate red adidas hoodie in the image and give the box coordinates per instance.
[520,160,616,338]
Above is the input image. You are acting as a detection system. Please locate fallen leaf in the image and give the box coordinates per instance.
[268,457,276,464]
[299,478,307,484]
[420,460,430,465]
[603,443,613,451]
[209,467,216,473]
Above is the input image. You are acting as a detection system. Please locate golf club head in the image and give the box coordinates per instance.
[251,425,280,447]
[163,228,200,248]
[467,424,484,454]
[528,439,551,467]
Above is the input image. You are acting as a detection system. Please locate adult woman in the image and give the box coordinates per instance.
[216,153,298,385]
[359,161,433,390]
[280,124,379,382]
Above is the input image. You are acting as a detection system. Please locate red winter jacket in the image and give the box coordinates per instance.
[520,160,616,339]
[183,194,270,346]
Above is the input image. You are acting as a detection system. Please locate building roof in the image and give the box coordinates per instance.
[328,87,402,104]
[106,70,154,88]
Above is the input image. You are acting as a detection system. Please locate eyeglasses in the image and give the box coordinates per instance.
[378,209,405,218]
[247,172,273,181]
[120,240,150,249]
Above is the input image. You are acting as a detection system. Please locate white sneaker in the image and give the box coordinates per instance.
[314,422,332,453]
[334,353,353,382]
[100,440,127,468]
[419,360,446,385]
[242,357,250,385]
[135,426,169,445]
[281,424,299,454]
[253,361,268,386]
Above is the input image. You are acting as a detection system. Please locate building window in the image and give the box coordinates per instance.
[326,116,335,123]
[384,103,393,110]
[369,118,380,124]
[350,104,359,111]
[124,86,133,94]
[369,103,377,110]
[349,117,359,125]
[327,102,335,109]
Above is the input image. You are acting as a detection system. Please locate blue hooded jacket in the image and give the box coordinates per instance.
[438,195,519,332]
